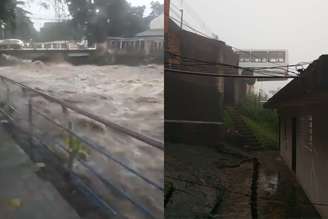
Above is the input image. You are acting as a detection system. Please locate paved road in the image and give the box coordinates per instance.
[0,125,81,219]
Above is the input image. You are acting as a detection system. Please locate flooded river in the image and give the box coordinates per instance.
[0,62,164,218]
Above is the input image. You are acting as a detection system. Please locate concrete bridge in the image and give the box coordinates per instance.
[0,48,97,63]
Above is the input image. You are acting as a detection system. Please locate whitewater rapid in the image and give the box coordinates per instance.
[0,62,164,218]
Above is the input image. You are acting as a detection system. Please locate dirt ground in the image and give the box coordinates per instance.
[165,142,320,219]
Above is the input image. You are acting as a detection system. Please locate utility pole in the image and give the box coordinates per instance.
[180,9,184,29]
[164,0,170,33]
[179,0,184,29]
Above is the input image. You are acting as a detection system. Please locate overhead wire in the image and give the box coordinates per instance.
[165,68,297,79]
[167,47,301,75]
[166,16,304,76]
[167,4,309,75]
[166,51,299,77]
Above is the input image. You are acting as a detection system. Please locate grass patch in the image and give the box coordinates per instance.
[227,93,279,150]
[223,110,234,129]
[242,115,278,150]
[239,94,278,132]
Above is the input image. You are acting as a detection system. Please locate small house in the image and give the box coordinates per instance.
[264,55,328,217]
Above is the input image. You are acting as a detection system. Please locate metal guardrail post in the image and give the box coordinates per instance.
[63,107,75,171]
[0,78,10,105]
[21,87,27,97]
[28,98,34,160]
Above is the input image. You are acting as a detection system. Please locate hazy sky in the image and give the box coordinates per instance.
[172,0,328,64]
[171,0,328,95]
[26,0,161,30]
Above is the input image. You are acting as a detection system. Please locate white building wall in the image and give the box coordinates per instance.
[150,13,164,30]
[280,107,328,218]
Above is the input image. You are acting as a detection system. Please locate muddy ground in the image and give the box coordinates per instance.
[165,142,321,219]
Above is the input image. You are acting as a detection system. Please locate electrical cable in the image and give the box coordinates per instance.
[166,51,299,77]
[165,68,298,79]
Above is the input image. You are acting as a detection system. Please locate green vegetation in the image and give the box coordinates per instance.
[239,94,278,149]
[223,110,234,129]
[225,93,279,150]
[65,0,163,43]
[239,93,278,131]
[242,115,278,150]
[0,0,38,40]
[1,0,164,42]
[64,136,90,170]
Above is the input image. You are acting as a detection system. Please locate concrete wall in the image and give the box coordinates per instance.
[165,20,239,146]
[279,105,328,217]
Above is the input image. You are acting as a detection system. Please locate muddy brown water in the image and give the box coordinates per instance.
[0,63,164,218]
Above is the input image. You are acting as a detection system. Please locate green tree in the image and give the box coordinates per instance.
[144,1,164,25]
[0,0,38,40]
[67,0,148,43]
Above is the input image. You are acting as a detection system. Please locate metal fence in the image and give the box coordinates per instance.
[0,75,164,218]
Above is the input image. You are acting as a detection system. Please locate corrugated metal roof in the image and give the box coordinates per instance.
[264,55,328,108]
[135,29,164,37]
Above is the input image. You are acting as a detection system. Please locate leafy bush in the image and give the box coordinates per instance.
[237,94,279,150]
[223,110,234,129]
[239,93,278,133]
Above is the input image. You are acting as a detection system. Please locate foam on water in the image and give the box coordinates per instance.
[0,62,164,218]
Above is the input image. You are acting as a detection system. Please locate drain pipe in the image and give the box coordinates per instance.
[250,158,259,219]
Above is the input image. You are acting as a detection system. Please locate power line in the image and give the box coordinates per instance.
[166,51,249,71]
[167,62,298,76]
[172,0,214,38]
[165,68,297,79]
[168,50,301,76]
[167,62,296,78]
[168,15,214,39]
[166,6,305,76]
[167,10,300,70]
[166,51,299,76]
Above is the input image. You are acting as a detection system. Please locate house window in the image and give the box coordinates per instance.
[308,115,313,149]
[303,115,313,152]
[284,120,287,151]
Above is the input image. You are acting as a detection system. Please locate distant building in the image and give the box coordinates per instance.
[237,50,289,75]
[235,49,289,95]
[107,14,164,57]
[237,49,289,79]
[265,55,328,218]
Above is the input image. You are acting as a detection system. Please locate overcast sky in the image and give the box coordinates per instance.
[26,0,161,30]
[171,0,328,95]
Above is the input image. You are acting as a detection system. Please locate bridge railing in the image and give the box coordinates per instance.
[0,75,164,218]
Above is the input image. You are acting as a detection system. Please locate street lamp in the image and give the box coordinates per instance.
[0,22,5,39]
